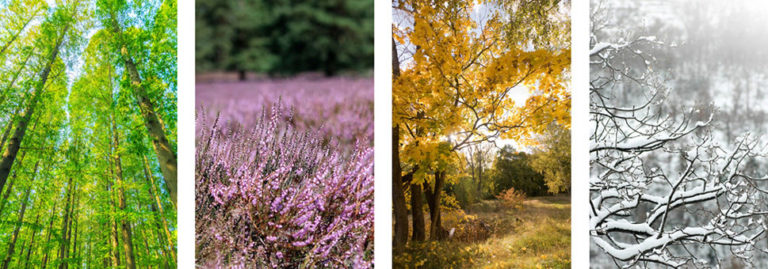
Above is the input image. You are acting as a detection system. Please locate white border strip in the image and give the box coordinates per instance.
[374,0,394,267]
[571,0,590,267]
[177,0,195,267]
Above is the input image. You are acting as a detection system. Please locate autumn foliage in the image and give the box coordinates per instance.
[496,187,526,210]
[392,0,570,267]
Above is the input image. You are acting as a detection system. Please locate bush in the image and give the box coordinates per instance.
[496,187,526,211]
[491,146,547,196]
[453,215,492,243]
[196,103,374,268]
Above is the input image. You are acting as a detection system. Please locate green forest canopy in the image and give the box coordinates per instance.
[196,0,373,77]
[0,0,177,268]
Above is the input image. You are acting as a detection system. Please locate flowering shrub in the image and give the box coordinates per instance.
[496,187,526,211]
[195,100,374,268]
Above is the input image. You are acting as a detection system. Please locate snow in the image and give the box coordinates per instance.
[590,42,614,57]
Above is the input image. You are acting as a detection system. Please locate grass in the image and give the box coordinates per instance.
[394,195,571,269]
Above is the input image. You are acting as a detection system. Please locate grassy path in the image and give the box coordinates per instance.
[395,196,571,269]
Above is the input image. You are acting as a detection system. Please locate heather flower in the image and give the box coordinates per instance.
[196,100,374,268]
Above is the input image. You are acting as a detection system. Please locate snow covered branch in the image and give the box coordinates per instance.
[590,31,768,268]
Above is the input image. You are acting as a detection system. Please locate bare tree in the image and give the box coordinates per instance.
[463,143,494,196]
[589,11,768,267]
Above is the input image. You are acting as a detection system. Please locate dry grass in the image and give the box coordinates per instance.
[395,196,571,269]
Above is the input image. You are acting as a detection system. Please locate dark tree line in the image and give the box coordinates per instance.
[196,0,373,78]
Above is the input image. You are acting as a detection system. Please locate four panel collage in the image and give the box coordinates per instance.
[0,0,764,268]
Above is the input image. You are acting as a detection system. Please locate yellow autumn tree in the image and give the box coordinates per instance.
[392,0,570,249]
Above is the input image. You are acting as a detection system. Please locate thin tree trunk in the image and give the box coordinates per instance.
[1,184,30,269]
[111,113,137,269]
[23,213,40,269]
[63,185,74,266]
[477,159,483,196]
[0,24,68,194]
[111,194,121,267]
[1,160,38,269]
[143,156,176,263]
[111,188,121,268]
[70,192,79,264]
[40,199,58,269]
[57,177,75,269]
[15,238,27,269]
[136,221,151,262]
[103,158,121,268]
[110,14,176,207]
[103,221,111,267]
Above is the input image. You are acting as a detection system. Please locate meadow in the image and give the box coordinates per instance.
[394,196,571,269]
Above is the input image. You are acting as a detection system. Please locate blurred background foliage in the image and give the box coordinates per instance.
[196,0,373,78]
[451,124,571,210]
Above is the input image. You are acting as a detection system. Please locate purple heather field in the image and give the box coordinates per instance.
[195,76,374,268]
[196,76,373,148]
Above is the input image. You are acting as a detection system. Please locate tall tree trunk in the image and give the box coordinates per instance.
[0,114,39,217]
[23,213,40,269]
[0,118,34,215]
[143,156,176,263]
[0,119,12,156]
[135,221,151,262]
[14,240,27,269]
[1,185,30,269]
[0,105,22,155]
[392,38,401,77]
[392,126,409,250]
[103,158,121,268]
[425,171,446,240]
[111,114,137,269]
[40,199,58,269]
[110,193,121,267]
[392,38,409,251]
[110,189,121,268]
[110,15,177,207]
[0,24,68,194]
[1,160,37,269]
[58,177,75,269]
[102,222,111,267]
[70,192,80,264]
[409,174,425,241]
